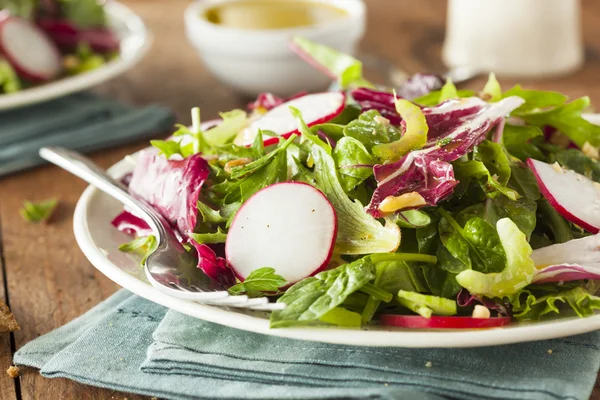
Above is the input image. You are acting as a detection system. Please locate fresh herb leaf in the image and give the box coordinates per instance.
[333,137,374,193]
[189,228,227,245]
[343,110,401,151]
[20,198,58,223]
[118,235,158,265]
[270,257,375,328]
[228,267,287,297]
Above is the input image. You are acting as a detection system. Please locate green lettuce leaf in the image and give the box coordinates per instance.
[319,307,361,327]
[291,36,374,89]
[413,90,474,107]
[60,0,108,28]
[0,0,35,18]
[0,58,20,93]
[509,285,600,321]
[438,79,458,103]
[20,198,58,223]
[482,73,502,102]
[453,160,519,200]
[204,110,247,147]
[333,137,374,193]
[150,139,183,159]
[536,199,573,244]
[397,290,457,318]
[343,110,401,151]
[502,124,545,162]
[484,196,537,240]
[270,257,375,327]
[502,85,567,115]
[118,235,158,265]
[228,267,287,297]
[456,218,535,297]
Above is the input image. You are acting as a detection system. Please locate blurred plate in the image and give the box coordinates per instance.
[0,1,151,111]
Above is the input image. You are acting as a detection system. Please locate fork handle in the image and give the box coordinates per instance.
[39,147,164,236]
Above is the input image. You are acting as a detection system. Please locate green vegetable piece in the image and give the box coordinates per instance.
[372,99,428,162]
[397,290,457,318]
[310,142,401,255]
[343,110,401,151]
[391,209,432,229]
[502,85,567,115]
[270,257,375,328]
[228,267,287,297]
[229,134,297,179]
[150,139,183,159]
[197,201,227,225]
[438,78,458,103]
[521,97,600,148]
[421,265,462,299]
[482,73,502,102]
[456,218,535,297]
[0,58,21,93]
[118,235,158,265]
[508,163,541,200]
[537,199,573,244]
[502,124,545,162]
[552,149,600,182]
[0,0,35,18]
[319,307,361,327]
[291,36,374,89]
[189,228,227,245]
[204,109,247,147]
[474,141,511,186]
[413,89,475,107]
[333,137,374,193]
[509,285,600,321]
[485,196,538,240]
[453,159,519,200]
[20,198,58,223]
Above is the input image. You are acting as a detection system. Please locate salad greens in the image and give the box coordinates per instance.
[20,198,58,223]
[112,36,600,329]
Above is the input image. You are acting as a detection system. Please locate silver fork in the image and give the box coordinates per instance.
[39,147,284,311]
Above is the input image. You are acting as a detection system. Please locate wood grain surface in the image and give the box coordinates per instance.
[1,0,600,399]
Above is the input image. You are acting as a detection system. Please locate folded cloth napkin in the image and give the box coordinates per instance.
[13,290,600,400]
[0,92,174,176]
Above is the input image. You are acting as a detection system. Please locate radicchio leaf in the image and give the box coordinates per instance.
[350,88,402,125]
[111,210,152,237]
[457,289,511,316]
[397,73,444,100]
[188,240,236,287]
[533,264,600,284]
[366,96,524,217]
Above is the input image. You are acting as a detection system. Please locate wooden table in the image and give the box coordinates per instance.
[1,0,600,398]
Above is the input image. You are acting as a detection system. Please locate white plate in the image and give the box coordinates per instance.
[72,115,600,348]
[0,1,151,111]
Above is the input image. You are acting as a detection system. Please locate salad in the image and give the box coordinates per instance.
[113,37,600,329]
[0,0,118,94]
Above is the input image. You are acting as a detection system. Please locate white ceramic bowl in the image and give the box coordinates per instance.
[184,0,365,97]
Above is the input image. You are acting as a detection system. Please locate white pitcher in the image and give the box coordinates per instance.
[442,0,584,77]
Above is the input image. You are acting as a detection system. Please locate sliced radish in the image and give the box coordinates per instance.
[0,13,60,82]
[235,92,346,147]
[533,264,600,284]
[380,314,512,329]
[225,182,337,284]
[527,158,600,233]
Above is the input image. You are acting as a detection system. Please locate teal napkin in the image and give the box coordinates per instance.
[13,291,442,400]
[0,92,174,176]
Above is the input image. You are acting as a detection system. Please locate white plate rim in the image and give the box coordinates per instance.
[0,1,151,111]
[72,119,600,349]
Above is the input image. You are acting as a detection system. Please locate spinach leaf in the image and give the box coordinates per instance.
[333,137,374,193]
[270,257,375,327]
[392,210,431,229]
[228,267,287,297]
[343,110,401,151]
[508,163,541,200]
[453,160,519,200]
[485,196,537,240]
[421,265,462,299]
[416,215,440,255]
[502,124,545,162]
[537,199,573,243]
[473,140,511,185]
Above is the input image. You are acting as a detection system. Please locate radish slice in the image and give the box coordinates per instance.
[380,314,512,329]
[225,182,337,284]
[235,92,346,147]
[527,158,600,233]
[533,264,600,284]
[0,13,60,82]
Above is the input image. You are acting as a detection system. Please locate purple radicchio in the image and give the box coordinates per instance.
[351,87,402,125]
[457,289,511,316]
[397,73,445,100]
[531,234,600,283]
[366,96,525,217]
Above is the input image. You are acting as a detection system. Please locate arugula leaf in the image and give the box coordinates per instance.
[474,141,512,186]
[228,267,287,297]
[291,36,374,89]
[482,73,502,102]
[537,199,573,243]
[397,290,457,318]
[20,198,58,223]
[509,285,600,321]
[150,140,183,159]
[552,149,600,182]
[59,0,107,28]
[189,228,227,245]
[372,99,428,162]
[502,125,545,162]
[118,235,157,265]
[439,210,507,274]
[456,218,535,297]
[197,201,227,225]
[520,97,600,148]
[502,85,567,115]
[270,257,375,327]
[204,110,247,147]
[229,134,296,179]
[0,58,20,93]
[333,137,374,193]
[412,89,474,107]
[453,160,519,200]
[343,110,401,151]
[438,79,458,103]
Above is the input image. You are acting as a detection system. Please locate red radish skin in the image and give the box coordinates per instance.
[225,182,338,284]
[527,158,600,233]
[380,315,512,329]
[237,92,346,147]
[0,12,61,82]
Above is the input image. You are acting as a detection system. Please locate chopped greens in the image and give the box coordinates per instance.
[20,198,58,223]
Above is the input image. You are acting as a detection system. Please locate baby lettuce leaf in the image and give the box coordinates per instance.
[20,198,58,223]
[482,73,502,102]
[228,267,287,297]
[502,85,567,115]
[150,139,183,159]
[551,149,600,182]
[422,265,462,299]
[453,160,519,200]
[485,196,537,240]
[397,290,457,318]
[270,257,375,328]
[291,36,374,89]
[319,307,361,327]
[118,235,157,265]
[509,285,600,321]
[456,218,535,297]
[502,125,545,162]
[343,110,401,151]
[333,137,374,193]
[508,163,540,200]
[438,79,458,103]
[520,97,600,148]
[536,199,573,244]
[204,110,247,147]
